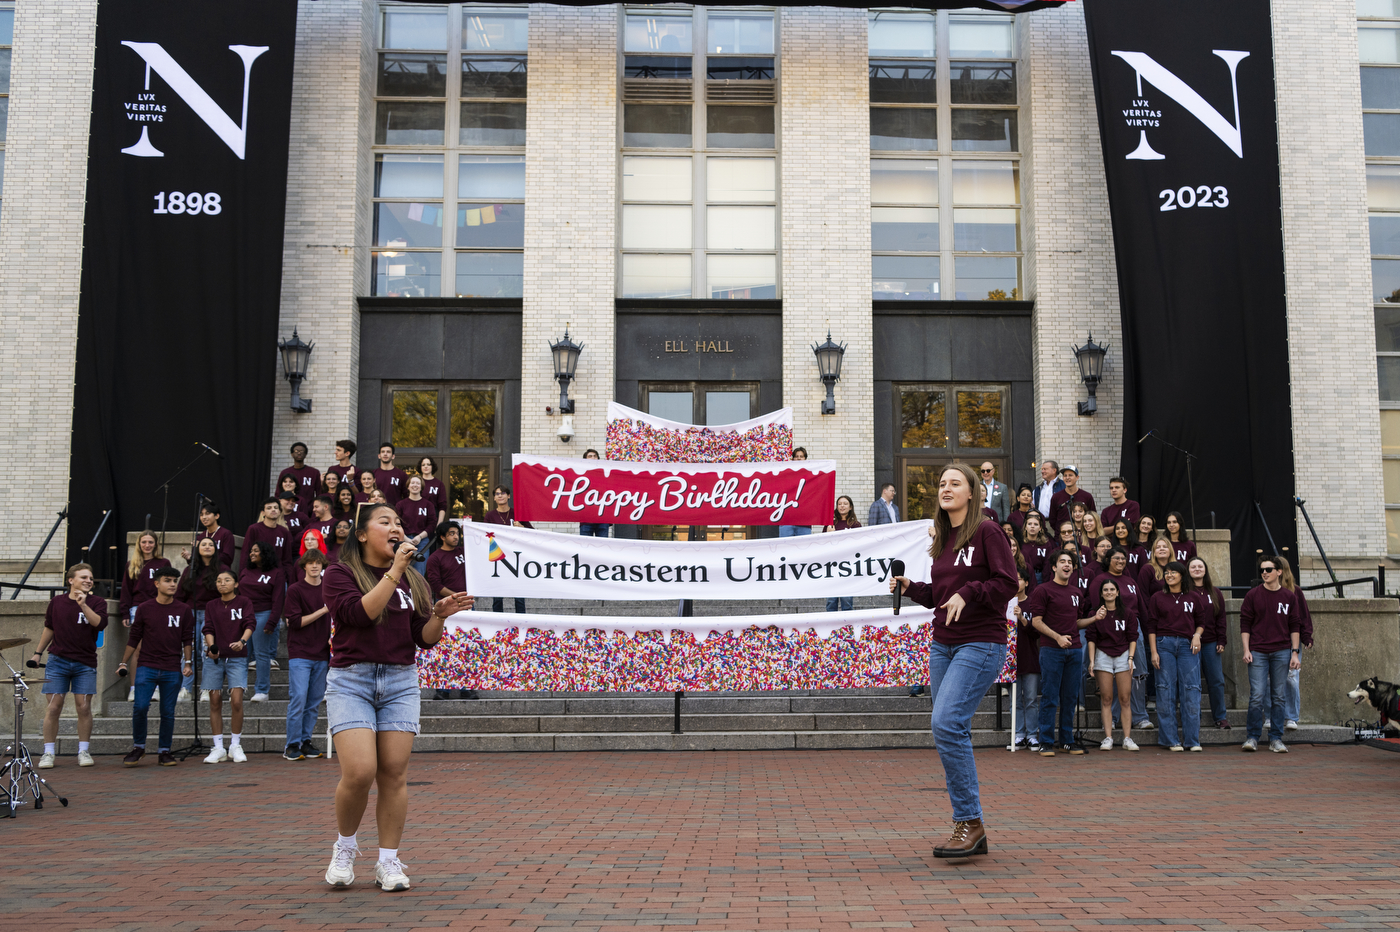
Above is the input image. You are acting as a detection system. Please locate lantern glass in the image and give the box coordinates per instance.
[279,330,313,380]
[812,333,846,380]
[1074,337,1105,385]
[550,330,583,381]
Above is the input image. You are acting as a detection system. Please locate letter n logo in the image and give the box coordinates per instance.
[1111,49,1249,160]
[120,41,270,159]
[953,546,976,568]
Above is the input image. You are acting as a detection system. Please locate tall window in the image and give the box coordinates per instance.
[372,5,527,298]
[1362,0,1400,552]
[0,2,14,217]
[869,9,1020,301]
[619,7,778,299]
[384,382,503,520]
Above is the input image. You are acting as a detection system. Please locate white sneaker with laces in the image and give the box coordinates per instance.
[204,747,228,764]
[1099,736,1113,751]
[177,688,191,702]
[1269,739,1289,753]
[249,693,269,702]
[77,750,95,767]
[375,857,411,891]
[325,843,358,887]
[1241,737,1258,752]
[1285,720,1298,732]
[229,744,248,763]
[1122,737,1140,751]
[200,690,210,702]
[38,752,54,769]
[270,659,280,669]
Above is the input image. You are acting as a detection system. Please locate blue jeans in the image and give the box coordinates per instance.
[777,525,812,537]
[492,597,526,614]
[286,658,329,746]
[1038,645,1082,747]
[1285,668,1301,723]
[1111,631,1150,725]
[579,523,611,537]
[1199,644,1229,723]
[1015,673,1040,744]
[1155,636,1201,748]
[182,610,205,692]
[825,597,853,611]
[251,610,276,695]
[133,666,182,751]
[1247,648,1291,742]
[928,639,1006,822]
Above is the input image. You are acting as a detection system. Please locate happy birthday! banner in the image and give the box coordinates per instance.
[605,401,793,462]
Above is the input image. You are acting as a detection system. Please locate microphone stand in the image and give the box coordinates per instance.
[1139,430,1199,542]
[152,443,214,547]
[174,491,211,761]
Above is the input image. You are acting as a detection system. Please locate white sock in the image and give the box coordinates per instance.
[78,741,89,754]
[213,735,224,750]
[230,733,241,747]
[379,847,398,864]
[44,742,55,756]
[337,833,357,849]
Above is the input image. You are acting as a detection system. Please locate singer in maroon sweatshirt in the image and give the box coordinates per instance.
[1239,558,1301,749]
[891,463,1016,859]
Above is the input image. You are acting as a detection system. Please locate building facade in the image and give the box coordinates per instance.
[0,0,1384,589]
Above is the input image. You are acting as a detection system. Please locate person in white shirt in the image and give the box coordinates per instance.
[1032,460,1064,519]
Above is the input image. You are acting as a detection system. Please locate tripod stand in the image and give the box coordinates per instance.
[1,645,69,817]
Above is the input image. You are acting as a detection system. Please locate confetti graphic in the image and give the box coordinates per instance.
[605,419,793,464]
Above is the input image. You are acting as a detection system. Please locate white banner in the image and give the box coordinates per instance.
[462,520,934,600]
[606,401,793,434]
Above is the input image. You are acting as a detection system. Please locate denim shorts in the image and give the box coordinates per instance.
[43,654,97,695]
[1093,650,1133,675]
[203,656,249,693]
[325,662,421,736]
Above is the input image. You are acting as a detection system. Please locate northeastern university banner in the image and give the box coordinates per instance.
[1084,0,1297,580]
[68,2,296,562]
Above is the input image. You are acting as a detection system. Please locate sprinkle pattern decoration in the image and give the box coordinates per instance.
[605,419,793,464]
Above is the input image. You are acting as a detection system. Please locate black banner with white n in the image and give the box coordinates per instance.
[1084,0,1296,581]
[69,1,295,564]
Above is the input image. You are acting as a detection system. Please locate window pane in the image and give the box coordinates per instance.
[459,155,525,199]
[901,391,947,448]
[1362,66,1400,109]
[462,57,527,98]
[952,109,1018,151]
[1382,356,1400,402]
[1382,409,1400,455]
[1387,459,1400,503]
[1375,257,1400,302]
[707,106,774,148]
[392,391,438,448]
[708,255,776,299]
[950,62,1015,104]
[373,252,441,297]
[872,159,938,204]
[378,53,446,96]
[904,465,942,521]
[706,392,752,425]
[1377,306,1400,351]
[957,390,1003,448]
[464,12,528,51]
[0,10,12,45]
[450,464,492,522]
[707,158,775,201]
[868,12,934,57]
[1373,214,1400,255]
[456,252,523,298]
[460,102,525,146]
[626,56,693,79]
[954,208,1019,252]
[1368,112,1400,158]
[647,392,694,423]
[1361,23,1400,63]
[869,61,936,104]
[1361,0,1400,16]
[624,157,692,201]
[949,17,1014,58]
[383,10,446,50]
[625,14,692,53]
[1389,509,1400,555]
[874,255,940,300]
[709,14,773,54]
[871,107,937,150]
[0,49,10,96]
[623,205,692,249]
[708,206,775,250]
[624,104,692,148]
[872,207,939,251]
[1369,164,1400,208]
[375,101,444,145]
[450,390,497,448]
[953,160,1019,204]
[375,202,444,248]
[706,57,774,81]
[622,254,691,298]
[375,154,444,198]
[955,256,1019,300]
[456,203,524,248]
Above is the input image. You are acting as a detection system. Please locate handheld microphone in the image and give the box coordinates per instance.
[196,441,223,458]
[890,558,906,615]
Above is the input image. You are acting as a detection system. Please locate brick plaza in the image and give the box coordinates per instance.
[8,745,1399,931]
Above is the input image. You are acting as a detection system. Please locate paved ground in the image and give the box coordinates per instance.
[6,743,1400,931]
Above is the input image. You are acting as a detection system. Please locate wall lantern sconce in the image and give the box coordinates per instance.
[278,328,314,413]
[1073,333,1108,416]
[812,330,847,415]
[549,326,584,441]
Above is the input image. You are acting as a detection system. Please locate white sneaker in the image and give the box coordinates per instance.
[153,687,160,699]
[1285,720,1299,732]
[1136,720,1156,730]
[38,752,54,769]
[249,693,269,702]
[77,750,95,767]
[128,687,135,702]
[375,857,411,892]
[229,744,248,763]
[204,747,228,764]
[1269,739,1289,753]
[1242,737,1258,752]
[1122,737,1139,752]
[1099,736,1113,751]
[177,688,191,702]
[270,659,280,669]
[325,843,358,887]
[200,690,210,702]
[1189,745,1203,752]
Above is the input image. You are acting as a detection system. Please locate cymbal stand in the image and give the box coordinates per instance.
[0,653,69,817]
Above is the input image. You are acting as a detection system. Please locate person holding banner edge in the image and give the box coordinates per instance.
[890,462,1017,858]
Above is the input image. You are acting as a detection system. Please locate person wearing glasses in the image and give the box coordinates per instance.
[979,463,1010,523]
[1238,557,1302,753]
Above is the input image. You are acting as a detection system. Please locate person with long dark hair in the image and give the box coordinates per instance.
[1011,564,1040,751]
[417,456,448,527]
[823,495,861,612]
[1188,556,1230,729]
[1276,556,1312,732]
[1110,519,1139,570]
[485,484,530,614]
[335,485,358,523]
[321,503,472,890]
[1145,561,1205,752]
[1164,511,1195,564]
[1088,546,1149,733]
[240,542,286,703]
[179,537,222,698]
[1008,483,1035,532]
[1019,512,1049,584]
[890,463,1016,858]
[328,519,353,562]
[1082,578,1139,751]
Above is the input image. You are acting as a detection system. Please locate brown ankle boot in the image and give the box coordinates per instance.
[933,819,988,858]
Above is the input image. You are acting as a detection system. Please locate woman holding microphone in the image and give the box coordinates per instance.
[322,504,473,892]
[890,463,1017,859]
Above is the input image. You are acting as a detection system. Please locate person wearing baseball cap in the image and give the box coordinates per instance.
[1049,464,1096,529]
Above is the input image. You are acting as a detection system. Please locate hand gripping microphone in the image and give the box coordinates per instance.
[890,559,906,615]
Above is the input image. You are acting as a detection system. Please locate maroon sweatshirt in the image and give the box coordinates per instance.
[119,558,172,615]
[238,567,286,621]
[45,592,108,668]
[197,526,236,567]
[1007,508,1033,532]
[903,520,1018,646]
[1013,595,1039,675]
[1100,499,1141,529]
[281,513,306,566]
[243,521,290,572]
[1239,585,1301,653]
[1145,590,1208,640]
[284,580,331,662]
[422,477,448,517]
[1049,488,1096,527]
[484,508,534,530]
[128,599,195,671]
[1087,571,1142,625]
[1170,539,1197,564]
[1023,577,1083,649]
[323,562,437,667]
[374,467,409,505]
[1019,541,1049,579]
[396,497,436,538]
[1083,604,1138,657]
[325,462,358,490]
[425,545,466,596]
[1124,545,1148,572]
[203,595,256,658]
[178,563,222,611]
[1138,563,1167,600]
[1192,585,1227,646]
